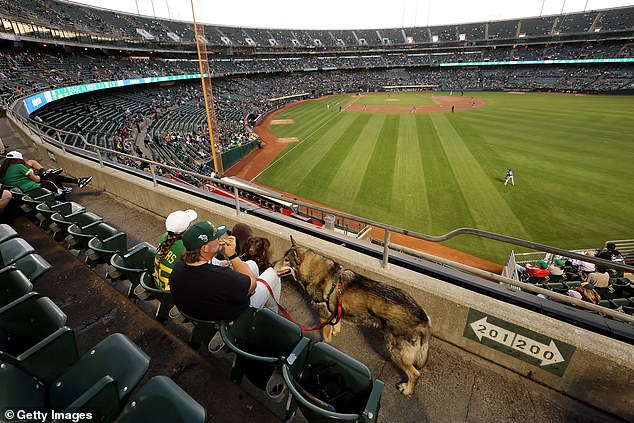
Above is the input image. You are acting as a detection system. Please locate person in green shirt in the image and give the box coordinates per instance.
[0,151,92,194]
[153,209,198,290]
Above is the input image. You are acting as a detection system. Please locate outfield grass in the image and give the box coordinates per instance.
[256,92,634,262]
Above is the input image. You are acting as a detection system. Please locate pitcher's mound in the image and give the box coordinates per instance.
[271,119,295,124]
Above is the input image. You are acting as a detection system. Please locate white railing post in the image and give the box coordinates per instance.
[382,229,391,268]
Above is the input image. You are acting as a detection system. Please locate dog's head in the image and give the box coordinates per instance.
[274,236,307,280]
[229,223,254,255]
[247,236,270,260]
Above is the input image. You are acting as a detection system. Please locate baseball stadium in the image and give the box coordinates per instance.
[0,1,633,422]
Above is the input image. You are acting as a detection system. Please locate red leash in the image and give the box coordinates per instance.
[257,277,343,331]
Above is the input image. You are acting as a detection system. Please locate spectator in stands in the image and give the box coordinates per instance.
[549,258,565,276]
[170,220,281,322]
[572,250,596,274]
[0,184,11,216]
[0,151,92,194]
[576,282,601,304]
[598,242,625,277]
[153,209,198,290]
[586,267,610,294]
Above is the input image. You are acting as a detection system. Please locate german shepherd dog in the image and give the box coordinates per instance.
[274,237,432,395]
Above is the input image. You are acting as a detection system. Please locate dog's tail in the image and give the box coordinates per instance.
[415,317,433,370]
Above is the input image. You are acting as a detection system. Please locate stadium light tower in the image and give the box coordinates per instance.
[190,0,223,175]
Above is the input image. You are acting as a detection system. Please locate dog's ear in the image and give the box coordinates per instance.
[263,238,270,249]
[290,235,297,247]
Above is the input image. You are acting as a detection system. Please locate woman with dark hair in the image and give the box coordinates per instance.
[0,151,92,194]
[153,209,198,290]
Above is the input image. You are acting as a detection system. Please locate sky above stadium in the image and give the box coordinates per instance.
[71,0,634,29]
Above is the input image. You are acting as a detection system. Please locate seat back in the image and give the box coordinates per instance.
[0,294,67,356]
[178,309,222,351]
[110,243,157,286]
[49,333,151,418]
[282,342,382,423]
[113,376,207,423]
[45,201,85,218]
[12,254,53,282]
[0,238,36,267]
[0,224,18,244]
[87,233,128,266]
[137,272,175,322]
[68,222,122,251]
[0,268,33,308]
[221,307,303,389]
[50,211,104,232]
[0,361,47,410]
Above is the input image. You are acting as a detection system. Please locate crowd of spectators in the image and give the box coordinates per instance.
[2,0,632,47]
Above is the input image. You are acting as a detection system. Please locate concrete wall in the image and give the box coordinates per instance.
[18,124,634,421]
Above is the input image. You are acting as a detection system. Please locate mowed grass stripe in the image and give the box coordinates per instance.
[430,113,530,238]
[415,114,476,234]
[355,115,399,214]
[325,115,387,212]
[390,114,432,229]
[257,112,360,189]
[298,114,372,198]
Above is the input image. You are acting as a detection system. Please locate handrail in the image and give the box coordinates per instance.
[391,241,634,324]
[8,98,634,277]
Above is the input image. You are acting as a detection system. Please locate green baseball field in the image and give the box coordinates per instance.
[255,92,634,262]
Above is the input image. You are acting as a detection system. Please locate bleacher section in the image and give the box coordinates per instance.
[2,183,387,423]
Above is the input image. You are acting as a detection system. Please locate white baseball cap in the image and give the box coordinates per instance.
[165,209,197,234]
[5,151,23,160]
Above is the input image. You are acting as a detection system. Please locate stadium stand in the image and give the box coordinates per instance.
[1,3,634,420]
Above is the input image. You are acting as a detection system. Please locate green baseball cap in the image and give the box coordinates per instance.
[182,221,227,251]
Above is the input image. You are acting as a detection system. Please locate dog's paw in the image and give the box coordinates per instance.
[322,326,333,343]
[397,382,414,396]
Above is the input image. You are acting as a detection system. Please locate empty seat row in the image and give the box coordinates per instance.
[0,286,205,422]
[0,224,52,282]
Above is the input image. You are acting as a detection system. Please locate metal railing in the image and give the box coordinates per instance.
[8,106,634,322]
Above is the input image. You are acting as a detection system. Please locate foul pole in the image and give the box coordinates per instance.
[190,0,223,174]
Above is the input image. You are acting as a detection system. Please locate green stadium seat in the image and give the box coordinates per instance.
[564,282,581,290]
[20,188,58,215]
[176,308,223,353]
[134,271,175,323]
[10,254,52,282]
[282,341,384,423]
[0,238,36,268]
[66,221,122,251]
[547,274,563,283]
[220,307,304,392]
[0,267,33,308]
[113,376,207,423]
[109,242,156,297]
[86,233,129,267]
[0,224,18,244]
[546,283,568,294]
[0,333,150,422]
[35,201,85,228]
[0,293,78,383]
[610,298,631,309]
[50,211,103,242]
